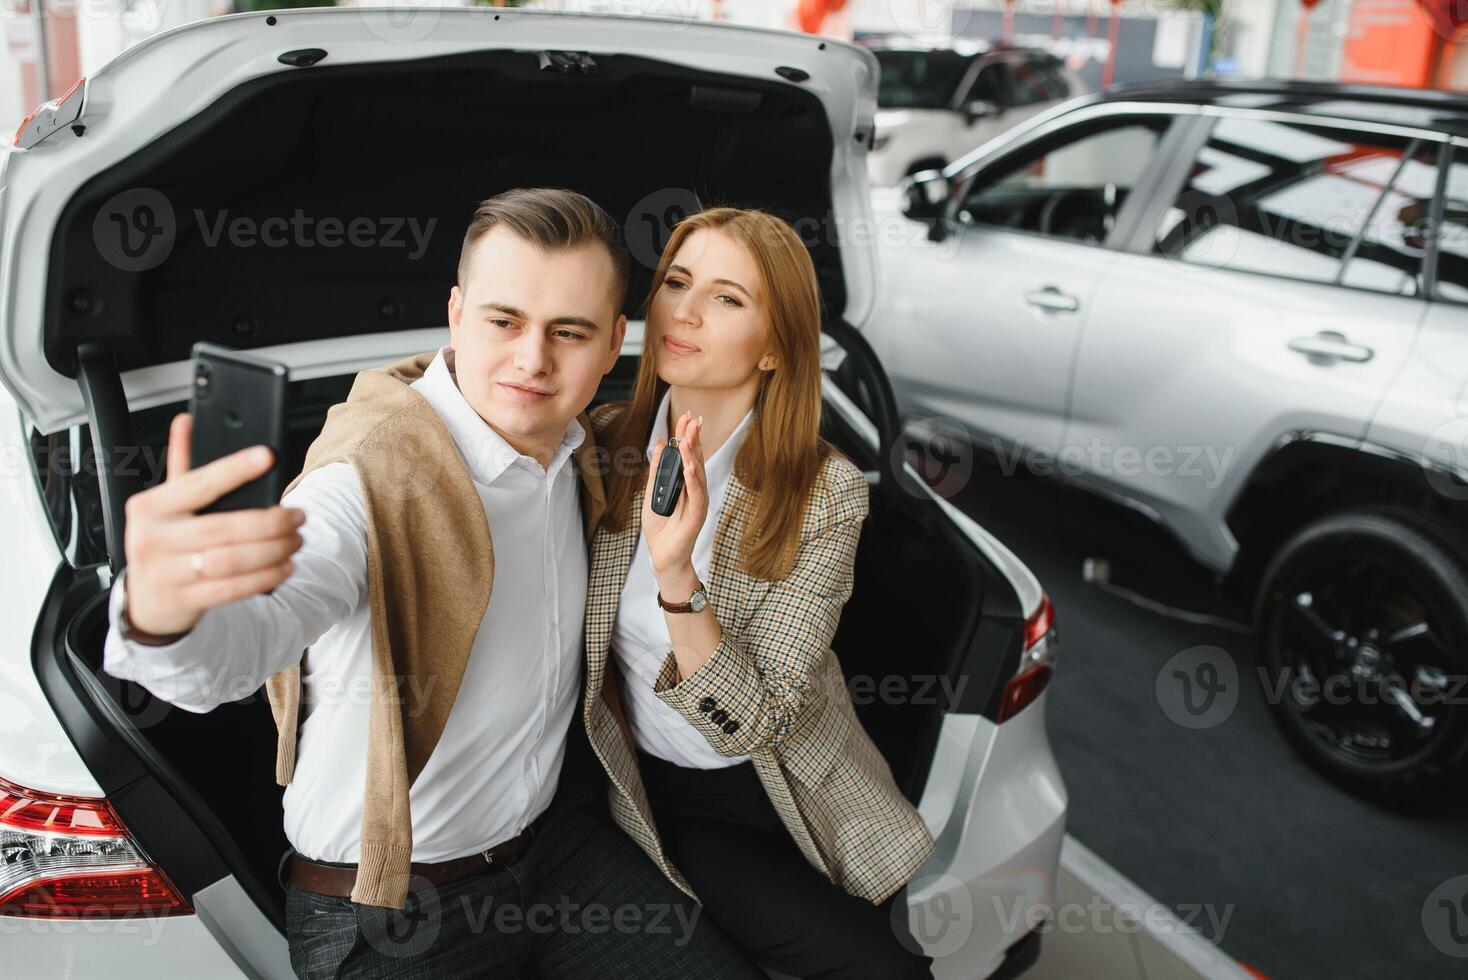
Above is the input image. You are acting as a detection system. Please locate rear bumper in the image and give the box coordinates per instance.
[2,913,246,977]
[908,687,1067,979]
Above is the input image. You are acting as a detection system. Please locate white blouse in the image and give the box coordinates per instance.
[610,387,756,769]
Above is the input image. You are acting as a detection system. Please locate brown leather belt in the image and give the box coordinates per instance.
[288,824,539,899]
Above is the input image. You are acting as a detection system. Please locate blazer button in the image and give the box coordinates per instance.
[710,709,729,725]
[722,720,740,735]
[698,697,716,713]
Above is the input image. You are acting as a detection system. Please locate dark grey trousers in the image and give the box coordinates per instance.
[285,734,763,979]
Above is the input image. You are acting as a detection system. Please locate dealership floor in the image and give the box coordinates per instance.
[931,449,1468,980]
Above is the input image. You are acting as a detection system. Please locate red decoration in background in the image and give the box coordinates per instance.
[797,0,847,34]
[1415,0,1468,39]
[1102,0,1123,88]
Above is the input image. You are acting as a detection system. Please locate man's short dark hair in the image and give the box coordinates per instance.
[458,188,630,312]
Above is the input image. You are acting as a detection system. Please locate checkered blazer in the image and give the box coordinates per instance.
[581,402,935,906]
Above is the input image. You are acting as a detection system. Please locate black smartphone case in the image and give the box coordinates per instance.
[189,343,289,514]
[650,442,685,517]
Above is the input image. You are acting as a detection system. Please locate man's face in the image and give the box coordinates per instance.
[448,226,627,457]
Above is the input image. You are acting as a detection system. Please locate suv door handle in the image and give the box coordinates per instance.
[1287,331,1374,364]
[1025,286,1080,313]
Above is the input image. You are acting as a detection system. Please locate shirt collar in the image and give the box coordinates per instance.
[646,386,754,495]
[411,346,586,486]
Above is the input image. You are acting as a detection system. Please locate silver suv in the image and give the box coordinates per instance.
[873,79,1468,797]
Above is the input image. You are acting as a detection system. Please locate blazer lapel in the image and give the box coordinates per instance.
[584,483,643,702]
[585,467,768,703]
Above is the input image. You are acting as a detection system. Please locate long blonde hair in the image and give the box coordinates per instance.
[601,207,832,581]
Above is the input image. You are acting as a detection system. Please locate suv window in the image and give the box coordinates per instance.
[1153,115,1437,297]
[1008,57,1067,106]
[957,115,1173,245]
[1430,145,1468,303]
[875,50,974,110]
[964,62,1009,107]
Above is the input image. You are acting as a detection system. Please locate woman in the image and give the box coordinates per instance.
[580,207,936,979]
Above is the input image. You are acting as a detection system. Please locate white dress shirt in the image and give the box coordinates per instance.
[103,347,588,864]
[611,388,755,769]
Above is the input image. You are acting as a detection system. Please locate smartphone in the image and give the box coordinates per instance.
[189,343,290,514]
[650,438,686,517]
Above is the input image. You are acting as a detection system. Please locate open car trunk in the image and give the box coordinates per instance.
[21,11,1033,957]
[48,353,1027,934]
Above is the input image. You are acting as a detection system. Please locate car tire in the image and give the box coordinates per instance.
[1256,508,1468,802]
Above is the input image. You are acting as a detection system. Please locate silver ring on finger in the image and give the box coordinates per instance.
[189,551,206,580]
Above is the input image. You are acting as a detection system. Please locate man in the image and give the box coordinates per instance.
[104,188,762,979]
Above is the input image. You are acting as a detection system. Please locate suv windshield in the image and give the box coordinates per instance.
[875,50,972,109]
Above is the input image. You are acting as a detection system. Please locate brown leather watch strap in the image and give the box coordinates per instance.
[657,579,706,614]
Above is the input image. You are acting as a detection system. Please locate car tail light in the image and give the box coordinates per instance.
[999,592,1057,722]
[0,775,189,917]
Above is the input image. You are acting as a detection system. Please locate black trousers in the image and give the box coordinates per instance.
[637,748,934,980]
[283,720,764,980]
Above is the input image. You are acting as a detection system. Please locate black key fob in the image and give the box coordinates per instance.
[651,439,686,517]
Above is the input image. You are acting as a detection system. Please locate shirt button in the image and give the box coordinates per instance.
[698,697,717,713]
[710,708,729,725]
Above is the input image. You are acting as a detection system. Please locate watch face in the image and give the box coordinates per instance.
[689,590,708,613]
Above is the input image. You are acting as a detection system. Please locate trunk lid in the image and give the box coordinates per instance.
[0,7,879,433]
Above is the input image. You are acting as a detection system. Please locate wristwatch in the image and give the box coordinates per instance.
[657,580,709,614]
[117,573,189,647]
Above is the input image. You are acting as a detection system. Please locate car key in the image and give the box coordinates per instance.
[650,436,686,517]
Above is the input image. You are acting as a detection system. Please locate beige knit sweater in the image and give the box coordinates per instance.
[263,351,605,908]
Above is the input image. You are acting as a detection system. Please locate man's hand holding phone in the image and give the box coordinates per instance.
[121,413,306,639]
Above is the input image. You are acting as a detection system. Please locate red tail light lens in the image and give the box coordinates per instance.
[0,775,189,917]
[999,592,1058,722]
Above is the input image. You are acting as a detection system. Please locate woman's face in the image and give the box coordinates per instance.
[648,227,775,392]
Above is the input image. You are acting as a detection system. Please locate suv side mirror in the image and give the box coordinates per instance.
[963,99,1000,125]
[900,170,951,242]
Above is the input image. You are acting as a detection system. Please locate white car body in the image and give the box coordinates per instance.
[863,39,1086,188]
[1,10,1065,978]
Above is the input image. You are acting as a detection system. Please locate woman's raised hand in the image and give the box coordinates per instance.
[641,410,708,581]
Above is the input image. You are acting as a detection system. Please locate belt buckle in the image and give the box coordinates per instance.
[481,847,496,867]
